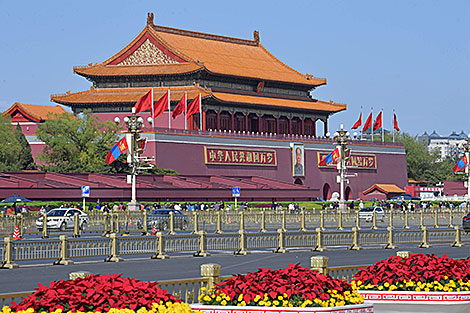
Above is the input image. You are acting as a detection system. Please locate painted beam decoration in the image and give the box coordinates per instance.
[317,152,377,169]
[204,147,277,166]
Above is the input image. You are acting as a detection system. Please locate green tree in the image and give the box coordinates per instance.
[380,131,461,184]
[0,117,22,171]
[14,123,35,170]
[36,110,126,173]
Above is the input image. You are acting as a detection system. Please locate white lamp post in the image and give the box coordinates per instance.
[333,124,351,212]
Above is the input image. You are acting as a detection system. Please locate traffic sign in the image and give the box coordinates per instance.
[232,187,241,197]
[81,185,90,198]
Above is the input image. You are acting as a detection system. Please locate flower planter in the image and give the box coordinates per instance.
[191,303,373,313]
[358,290,470,313]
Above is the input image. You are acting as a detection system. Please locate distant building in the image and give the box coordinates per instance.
[419,130,468,160]
[2,101,70,157]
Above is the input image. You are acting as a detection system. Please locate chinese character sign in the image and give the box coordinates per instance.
[317,152,377,169]
[204,147,277,166]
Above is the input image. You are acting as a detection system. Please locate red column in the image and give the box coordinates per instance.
[231,113,235,132]
[324,119,328,136]
[288,117,292,135]
[245,114,249,132]
[313,119,316,137]
[258,114,263,133]
[216,111,220,131]
[301,118,305,135]
[276,116,279,134]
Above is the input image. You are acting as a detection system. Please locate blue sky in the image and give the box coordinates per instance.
[1,0,468,136]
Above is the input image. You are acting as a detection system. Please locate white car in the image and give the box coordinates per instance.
[359,207,385,222]
[36,208,89,231]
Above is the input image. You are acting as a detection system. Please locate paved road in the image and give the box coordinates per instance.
[1,243,468,294]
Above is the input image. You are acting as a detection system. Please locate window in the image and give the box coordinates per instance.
[279,117,288,134]
[263,115,276,133]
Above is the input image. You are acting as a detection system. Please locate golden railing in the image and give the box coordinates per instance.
[2,209,468,236]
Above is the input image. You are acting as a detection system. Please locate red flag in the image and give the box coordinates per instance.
[186,94,201,119]
[351,113,362,129]
[363,112,373,131]
[153,90,169,119]
[373,112,382,131]
[394,113,400,131]
[172,93,186,119]
[134,90,152,113]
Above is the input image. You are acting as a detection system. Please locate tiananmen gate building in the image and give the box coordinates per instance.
[3,13,408,202]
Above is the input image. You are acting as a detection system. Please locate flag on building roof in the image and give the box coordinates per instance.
[363,112,373,131]
[351,112,362,129]
[452,155,468,173]
[373,111,382,131]
[134,90,152,113]
[172,93,186,119]
[319,147,340,166]
[153,90,170,119]
[105,137,128,165]
[394,113,400,131]
[187,94,201,119]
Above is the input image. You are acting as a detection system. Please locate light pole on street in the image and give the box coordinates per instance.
[114,108,154,210]
[328,124,356,212]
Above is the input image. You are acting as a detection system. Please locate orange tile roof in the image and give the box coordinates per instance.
[51,86,211,105]
[363,184,405,195]
[212,92,346,113]
[74,63,202,77]
[51,86,345,113]
[75,15,326,87]
[3,102,69,122]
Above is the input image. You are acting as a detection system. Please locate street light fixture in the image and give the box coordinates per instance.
[114,109,154,210]
[332,124,352,212]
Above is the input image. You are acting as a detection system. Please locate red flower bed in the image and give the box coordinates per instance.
[11,274,180,313]
[200,263,363,307]
[352,253,470,292]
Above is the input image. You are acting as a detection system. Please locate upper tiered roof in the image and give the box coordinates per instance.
[74,13,326,87]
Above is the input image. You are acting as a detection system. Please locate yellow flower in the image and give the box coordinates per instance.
[221,300,227,306]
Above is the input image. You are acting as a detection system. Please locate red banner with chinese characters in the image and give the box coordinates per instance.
[204,147,277,166]
[317,152,376,169]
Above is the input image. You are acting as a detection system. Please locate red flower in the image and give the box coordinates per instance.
[11,274,179,312]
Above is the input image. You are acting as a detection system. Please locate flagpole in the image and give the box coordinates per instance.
[381,108,384,143]
[184,91,187,130]
[360,105,363,140]
[199,93,202,131]
[371,107,374,142]
[168,89,171,129]
[392,109,395,143]
[151,88,154,128]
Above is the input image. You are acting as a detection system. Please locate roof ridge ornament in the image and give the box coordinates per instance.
[253,30,260,44]
[147,12,155,27]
